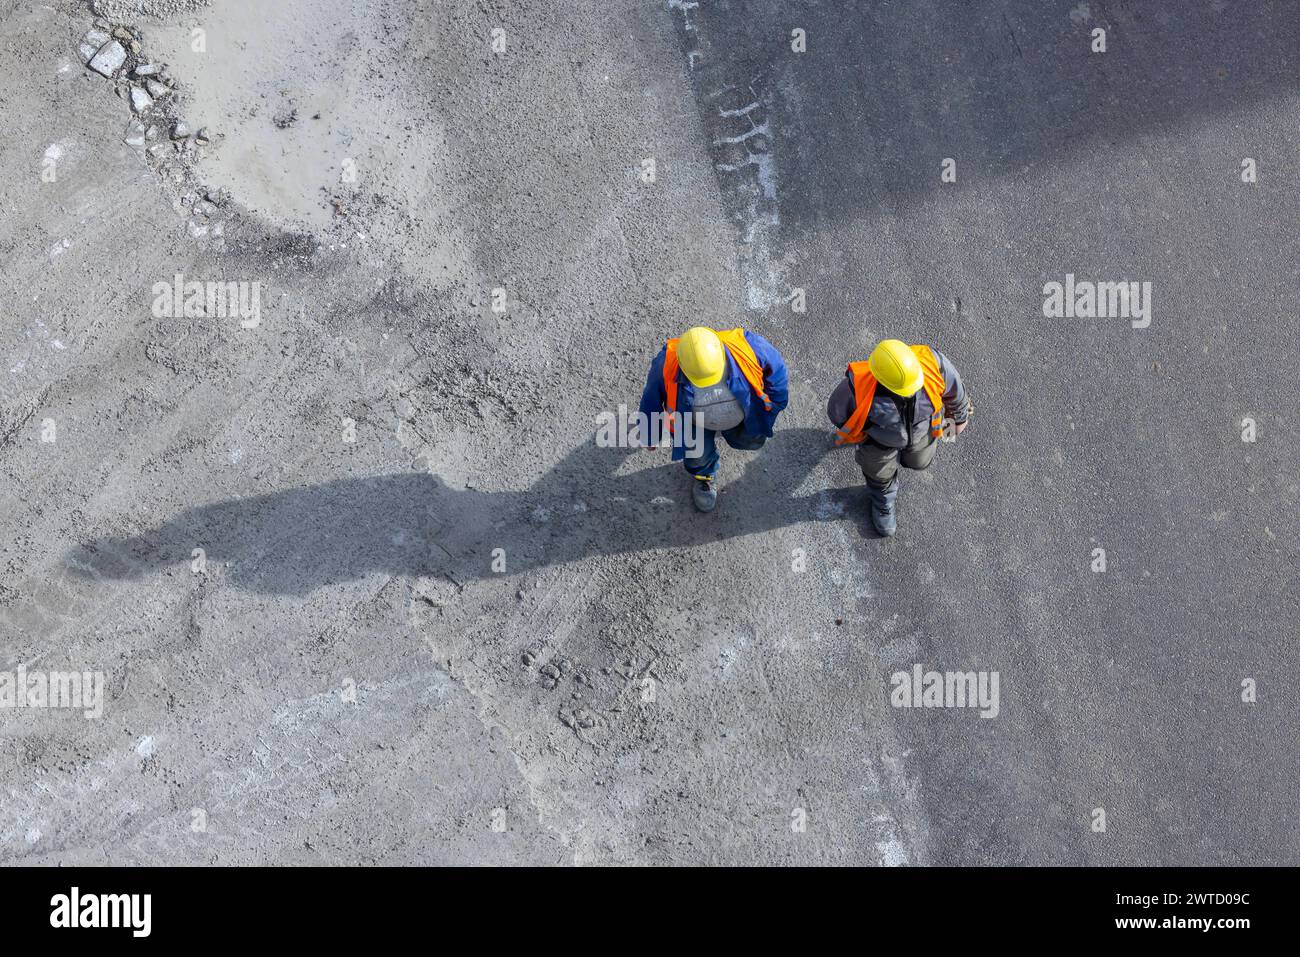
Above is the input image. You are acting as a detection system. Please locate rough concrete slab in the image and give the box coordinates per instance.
[1,0,1295,867]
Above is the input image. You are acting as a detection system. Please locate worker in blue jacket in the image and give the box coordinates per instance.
[638,326,789,512]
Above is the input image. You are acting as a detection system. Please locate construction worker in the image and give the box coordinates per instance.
[639,326,789,512]
[827,339,971,537]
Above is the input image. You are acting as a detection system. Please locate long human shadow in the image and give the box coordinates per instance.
[66,427,859,595]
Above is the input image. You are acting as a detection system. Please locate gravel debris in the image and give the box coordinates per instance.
[129,86,153,113]
[86,40,127,77]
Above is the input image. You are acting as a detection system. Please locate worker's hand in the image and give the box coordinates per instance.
[953,419,969,436]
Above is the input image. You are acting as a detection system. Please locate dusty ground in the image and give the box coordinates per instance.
[1,0,1295,865]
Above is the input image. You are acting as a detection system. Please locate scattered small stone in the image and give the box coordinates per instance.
[210,222,224,238]
[194,127,210,145]
[83,28,110,48]
[129,40,141,54]
[146,143,166,158]
[87,40,127,77]
[195,201,217,218]
[111,26,134,42]
[124,120,146,147]
[132,63,160,77]
[188,221,209,239]
[145,124,158,140]
[145,79,170,99]
[129,86,153,113]
[79,42,99,63]
[170,121,190,139]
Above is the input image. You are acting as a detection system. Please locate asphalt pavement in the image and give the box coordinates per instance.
[680,0,1299,864]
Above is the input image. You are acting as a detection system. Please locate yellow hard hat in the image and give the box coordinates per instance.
[868,339,924,396]
[677,327,727,387]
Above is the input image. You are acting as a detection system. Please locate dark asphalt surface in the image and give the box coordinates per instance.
[683,0,1299,864]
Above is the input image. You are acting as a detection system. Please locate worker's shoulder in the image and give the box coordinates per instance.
[740,328,783,355]
[922,343,958,366]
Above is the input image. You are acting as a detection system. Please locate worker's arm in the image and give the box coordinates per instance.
[745,332,789,414]
[636,346,668,447]
[935,350,969,423]
[826,373,855,428]
[934,350,970,434]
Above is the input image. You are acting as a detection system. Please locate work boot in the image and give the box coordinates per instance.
[691,475,718,513]
[870,503,896,537]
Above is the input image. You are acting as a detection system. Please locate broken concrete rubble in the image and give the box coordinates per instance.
[81,28,110,63]
[76,13,228,248]
[87,40,127,77]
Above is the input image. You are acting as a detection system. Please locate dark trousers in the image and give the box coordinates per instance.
[855,435,938,509]
[683,425,767,479]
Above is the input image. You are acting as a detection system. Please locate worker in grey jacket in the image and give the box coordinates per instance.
[826,339,971,537]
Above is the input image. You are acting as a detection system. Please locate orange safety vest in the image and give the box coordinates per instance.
[835,344,946,445]
[662,329,772,425]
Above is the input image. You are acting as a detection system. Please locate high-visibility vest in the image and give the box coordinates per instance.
[835,344,945,445]
[663,328,772,419]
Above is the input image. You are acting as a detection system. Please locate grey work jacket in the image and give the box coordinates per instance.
[825,348,969,449]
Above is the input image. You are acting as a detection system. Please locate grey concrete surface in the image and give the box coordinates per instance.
[0,0,1295,865]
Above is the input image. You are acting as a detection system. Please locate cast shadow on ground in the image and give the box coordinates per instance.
[66,427,869,596]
